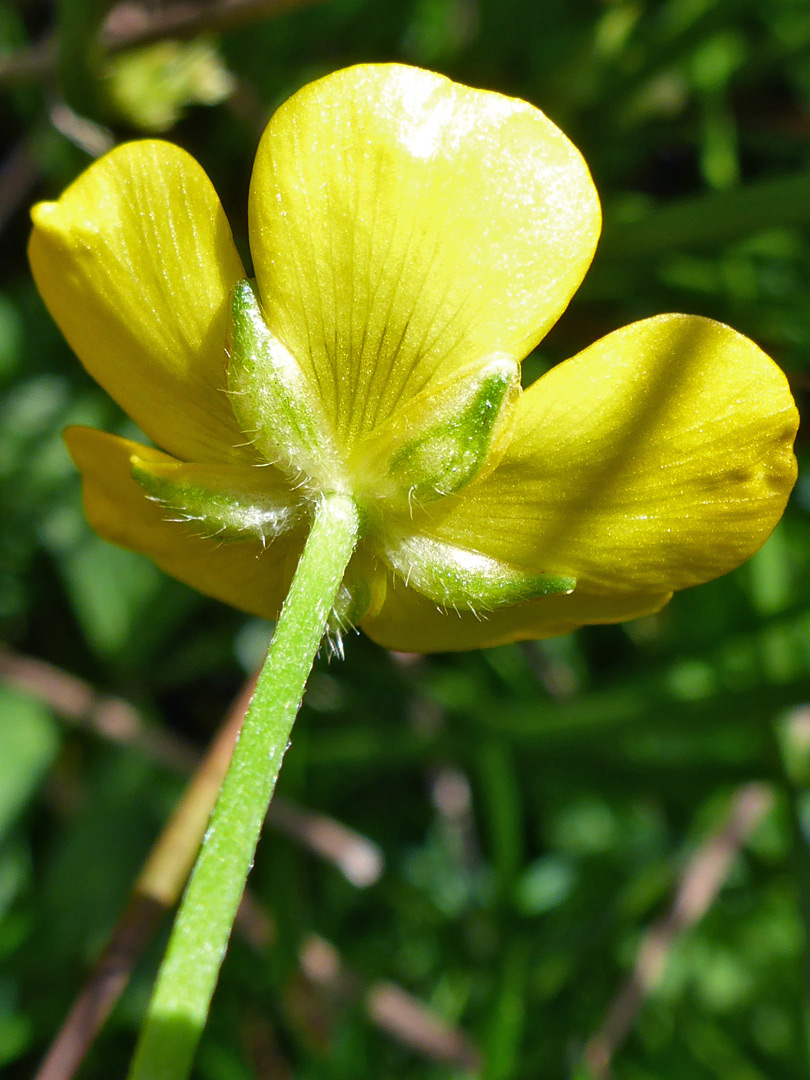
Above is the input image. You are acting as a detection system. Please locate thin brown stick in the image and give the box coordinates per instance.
[238,901,482,1068]
[269,798,383,888]
[34,675,254,1080]
[104,0,324,48]
[233,916,482,1070]
[7,647,475,1072]
[366,981,482,1070]
[0,0,325,88]
[49,101,115,157]
[0,645,383,883]
[0,645,196,772]
[583,782,774,1079]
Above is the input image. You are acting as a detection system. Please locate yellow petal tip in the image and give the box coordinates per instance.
[30,201,62,234]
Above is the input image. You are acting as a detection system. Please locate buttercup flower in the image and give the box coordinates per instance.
[30,64,798,653]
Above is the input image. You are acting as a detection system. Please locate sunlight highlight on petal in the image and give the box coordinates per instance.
[249,64,600,449]
[30,142,247,463]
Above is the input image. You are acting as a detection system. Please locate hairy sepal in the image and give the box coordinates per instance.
[352,357,520,509]
[131,456,302,544]
[383,531,576,611]
[227,279,343,488]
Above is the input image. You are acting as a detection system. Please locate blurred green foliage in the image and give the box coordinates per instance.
[2,0,810,1077]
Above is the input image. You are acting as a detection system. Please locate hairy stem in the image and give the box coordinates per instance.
[128,491,360,1080]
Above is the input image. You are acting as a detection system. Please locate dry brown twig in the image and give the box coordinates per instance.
[583,782,774,1079]
[0,645,196,770]
[0,139,40,234]
[0,644,382,888]
[2,646,479,1075]
[33,675,255,1080]
[241,904,483,1071]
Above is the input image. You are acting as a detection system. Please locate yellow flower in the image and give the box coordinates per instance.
[29,64,798,653]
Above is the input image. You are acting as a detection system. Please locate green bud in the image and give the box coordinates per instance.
[131,456,302,544]
[383,532,576,611]
[352,356,520,508]
[227,280,343,489]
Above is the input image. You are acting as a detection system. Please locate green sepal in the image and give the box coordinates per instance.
[227,279,342,488]
[325,553,387,657]
[383,531,576,611]
[351,356,520,508]
[131,456,302,543]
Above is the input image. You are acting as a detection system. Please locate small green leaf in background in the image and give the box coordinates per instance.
[105,40,235,132]
[0,687,59,840]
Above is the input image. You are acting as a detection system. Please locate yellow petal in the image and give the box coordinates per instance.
[248,63,600,450]
[361,578,670,653]
[64,427,304,619]
[30,142,247,463]
[419,314,798,595]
